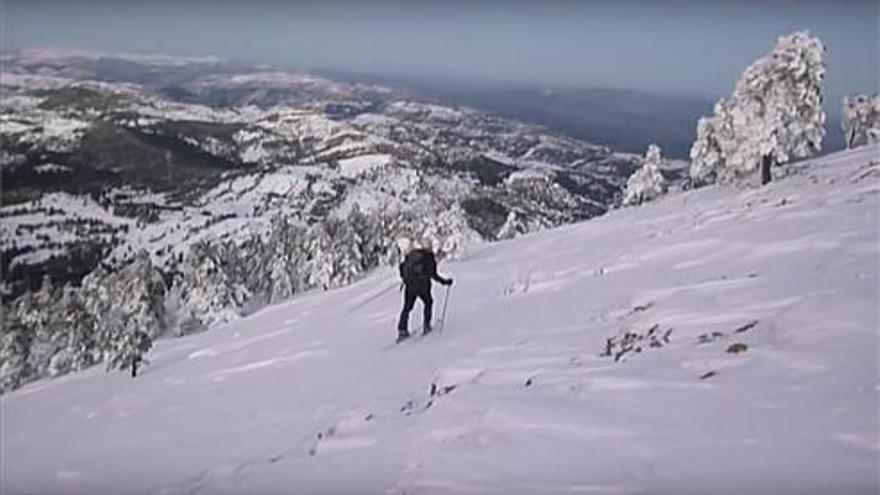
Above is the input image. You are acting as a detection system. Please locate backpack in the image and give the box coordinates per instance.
[400,249,432,282]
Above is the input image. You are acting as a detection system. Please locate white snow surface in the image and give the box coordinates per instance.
[2,146,878,495]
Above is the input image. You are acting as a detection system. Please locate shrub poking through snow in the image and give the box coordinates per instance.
[600,324,672,362]
[726,342,749,354]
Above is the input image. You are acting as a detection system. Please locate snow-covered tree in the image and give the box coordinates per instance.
[0,315,33,393]
[348,207,393,270]
[177,238,246,330]
[497,210,528,240]
[416,205,477,259]
[101,251,165,376]
[1,254,166,390]
[301,223,336,291]
[327,217,367,286]
[82,251,165,376]
[503,170,582,216]
[103,316,153,378]
[690,31,826,186]
[46,289,98,377]
[299,216,372,291]
[22,277,59,375]
[623,144,668,206]
[263,216,307,303]
[841,94,880,148]
[689,100,739,186]
[393,205,480,261]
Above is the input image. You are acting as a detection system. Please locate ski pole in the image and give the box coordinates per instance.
[347,280,399,313]
[439,284,452,333]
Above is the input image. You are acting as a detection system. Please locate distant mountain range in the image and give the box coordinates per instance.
[321,70,848,158]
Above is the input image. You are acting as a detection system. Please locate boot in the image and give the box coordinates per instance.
[396,330,410,343]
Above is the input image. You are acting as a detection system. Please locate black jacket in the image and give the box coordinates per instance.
[399,249,449,285]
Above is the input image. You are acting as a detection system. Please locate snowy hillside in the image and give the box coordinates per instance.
[2,145,878,494]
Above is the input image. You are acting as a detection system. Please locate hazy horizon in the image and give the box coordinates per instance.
[3,0,878,104]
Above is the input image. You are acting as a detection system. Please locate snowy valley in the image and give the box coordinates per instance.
[2,144,877,495]
[1,50,647,391]
[1,49,638,303]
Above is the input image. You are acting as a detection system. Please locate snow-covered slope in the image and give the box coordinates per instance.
[2,146,878,495]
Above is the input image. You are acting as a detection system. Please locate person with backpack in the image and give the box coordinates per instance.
[397,247,453,342]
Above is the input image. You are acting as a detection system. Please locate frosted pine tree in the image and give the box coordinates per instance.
[101,251,165,377]
[841,94,880,148]
[178,239,244,330]
[266,231,297,303]
[225,235,256,300]
[0,314,33,393]
[297,219,365,291]
[427,204,481,258]
[346,207,391,272]
[504,171,582,219]
[77,265,119,375]
[623,144,668,206]
[47,289,98,377]
[325,218,365,287]
[264,216,307,302]
[1,253,166,389]
[497,210,527,240]
[22,277,59,376]
[104,319,153,378]
[302,223,335,291]
[392,205,480,261]
[689,105,734,185]
[689,31,826,186]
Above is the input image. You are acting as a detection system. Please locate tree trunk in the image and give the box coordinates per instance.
[846,128,856,149]
[760,155,774,185]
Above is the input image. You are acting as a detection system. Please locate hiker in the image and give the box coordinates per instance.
[397,247,453,342]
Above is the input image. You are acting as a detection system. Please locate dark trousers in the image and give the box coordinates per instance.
[398,281,432,333]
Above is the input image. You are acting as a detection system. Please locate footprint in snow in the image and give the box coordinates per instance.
[400,368,486,416]
[308,411,377,456]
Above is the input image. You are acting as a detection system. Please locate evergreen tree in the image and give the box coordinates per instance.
[690,31,826,186]
[841,94,880,149]
[78,251,166,376]
[326,217,365,287]
[497,210,527,240]
[23,277,59,376]
[623,144,668,206]
[348,207,387,271]
[303,223,336,290]
[264,216,306,302]
[101,251,164,376]
[47,289,98,377]
[178,239,243,330]
[0,314,33,393]
[689,110,732,186]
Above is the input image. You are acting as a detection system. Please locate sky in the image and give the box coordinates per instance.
[3,0,878,102]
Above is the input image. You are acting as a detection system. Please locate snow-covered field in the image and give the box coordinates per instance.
[2,146,878,495]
